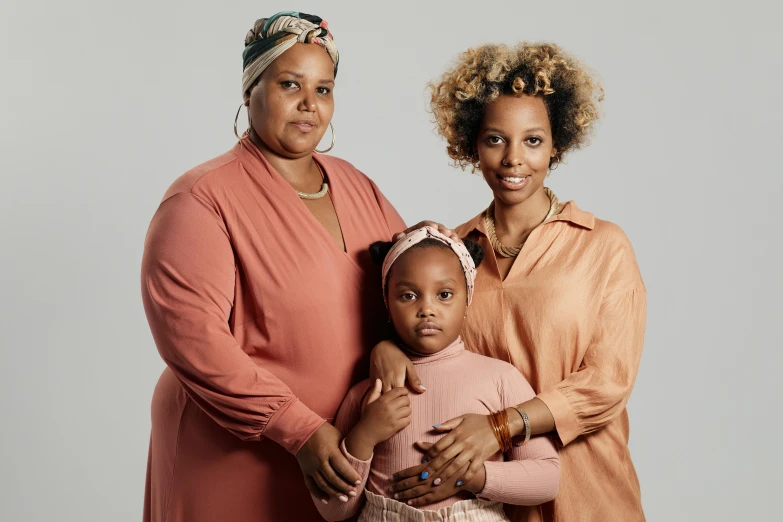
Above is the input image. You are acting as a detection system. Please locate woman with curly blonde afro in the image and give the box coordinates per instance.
[371,43,647,521]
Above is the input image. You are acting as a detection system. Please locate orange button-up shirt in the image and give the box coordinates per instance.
[456,200,647,522]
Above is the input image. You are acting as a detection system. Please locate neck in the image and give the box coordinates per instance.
[248,130,322,189]
[493,186,551,240]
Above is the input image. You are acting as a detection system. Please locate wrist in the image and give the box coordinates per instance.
[345,423,377,460]
[464,465,487,494]
[507,407,525,438]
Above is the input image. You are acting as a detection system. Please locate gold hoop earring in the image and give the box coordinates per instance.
[314,122,336,154]
[234,103,249,140]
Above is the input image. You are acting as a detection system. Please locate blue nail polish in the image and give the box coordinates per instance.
[433,424,440,428]
[456,480,464,487]
[420,471,429,480]
[422,459,428,464]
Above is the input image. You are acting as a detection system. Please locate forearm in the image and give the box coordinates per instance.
[478,457,560,505]
[508,398,556,438]
[344,423,377,461]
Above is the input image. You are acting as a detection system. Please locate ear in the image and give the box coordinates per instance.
[551,147,558,158]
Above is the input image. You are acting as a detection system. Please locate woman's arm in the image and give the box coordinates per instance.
[393,367,559,506]
[142,192,360,497]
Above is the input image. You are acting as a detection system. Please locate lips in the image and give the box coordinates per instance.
[291,120,316,133]
[415,322,442,336]
[497,173,530,190]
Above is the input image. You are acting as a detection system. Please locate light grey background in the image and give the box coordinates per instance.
[1,0,780,520]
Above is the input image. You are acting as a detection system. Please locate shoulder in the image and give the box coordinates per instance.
[161,148,240,204]
[455,210,485,238]
[318,154,374,187]
[586,216,645,293]
[461,351,536,401]
[461,350,519,376]
[342,378,374,406]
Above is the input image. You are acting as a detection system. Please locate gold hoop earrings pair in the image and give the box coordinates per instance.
[233,103,336,154]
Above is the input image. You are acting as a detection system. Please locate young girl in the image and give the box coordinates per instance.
[312,226,559,522]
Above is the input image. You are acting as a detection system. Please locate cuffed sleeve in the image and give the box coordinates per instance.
[141,192,324,453]
[479,366,560,505]
[311,382,373,521]
[538,287,647,445]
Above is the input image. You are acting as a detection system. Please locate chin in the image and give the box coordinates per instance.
[403,336,449,355]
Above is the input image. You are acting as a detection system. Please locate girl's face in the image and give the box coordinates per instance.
[245,43,335,158]
[387,247,467,355]
[475,94,557,206]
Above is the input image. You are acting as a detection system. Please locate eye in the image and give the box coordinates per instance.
[486,135,504,145]
[280,81,298,89]
[316,86,332,95]
[526,136,542,146]
[438,291,454,300]
[400,293,416,302]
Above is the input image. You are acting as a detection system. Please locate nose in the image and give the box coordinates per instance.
[503,142,524,167]
[298,90,316,112]
[417,296,436,318]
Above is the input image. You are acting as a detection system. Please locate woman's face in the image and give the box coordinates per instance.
[475,94,557,206]
[387,247,467,355]
[245,43,335,158]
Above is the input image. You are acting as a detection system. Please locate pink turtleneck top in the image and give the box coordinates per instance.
[314,338,560,521]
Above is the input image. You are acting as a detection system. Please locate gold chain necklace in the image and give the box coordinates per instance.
[484,187,561,258]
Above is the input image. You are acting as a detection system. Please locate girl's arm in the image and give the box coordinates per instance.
[311,382,371,521]
[312,381,412,521]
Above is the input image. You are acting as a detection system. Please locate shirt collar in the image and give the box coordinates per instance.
[461,199,595,237]
[405,337,465,365]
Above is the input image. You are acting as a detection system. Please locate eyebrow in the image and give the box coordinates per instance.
[482,126,546,134]
[277,70,335,84]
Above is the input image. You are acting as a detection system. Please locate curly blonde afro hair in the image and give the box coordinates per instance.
[429,42,604,170]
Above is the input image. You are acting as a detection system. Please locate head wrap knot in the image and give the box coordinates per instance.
[241,11,339,97]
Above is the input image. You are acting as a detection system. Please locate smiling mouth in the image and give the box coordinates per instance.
[497,173,531,189]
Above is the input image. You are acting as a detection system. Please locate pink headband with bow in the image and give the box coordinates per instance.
[381,226,476,308]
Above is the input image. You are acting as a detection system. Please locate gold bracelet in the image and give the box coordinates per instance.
[512,406,531,444]
[489,410,513,452]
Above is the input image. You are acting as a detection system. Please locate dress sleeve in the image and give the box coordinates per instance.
[312,382,373,521]
[141,192,325,454]
[537,242,647,446]
[478,367,560,505]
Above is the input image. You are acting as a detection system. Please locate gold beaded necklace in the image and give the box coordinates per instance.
[484,187,561,258]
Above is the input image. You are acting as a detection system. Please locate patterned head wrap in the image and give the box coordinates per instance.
[242,11,339,97]
[381,226,477,308]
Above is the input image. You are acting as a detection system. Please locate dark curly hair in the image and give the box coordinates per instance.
[428,42,604,170]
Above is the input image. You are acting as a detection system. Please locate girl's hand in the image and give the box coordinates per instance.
[296,423,362,504]
[370,340,426,394]
[395,221,460,242]
[347,381,412,459]
[391,414,499,498]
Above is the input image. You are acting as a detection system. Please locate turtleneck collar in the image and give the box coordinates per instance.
[404,337,465,366]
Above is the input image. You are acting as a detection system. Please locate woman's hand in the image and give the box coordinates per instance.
[296,423,362,504]
[391,414,499,501]
[370,340,426,394]
[395,221,460,242]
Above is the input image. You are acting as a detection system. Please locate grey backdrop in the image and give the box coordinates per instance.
[1,0,780,520]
